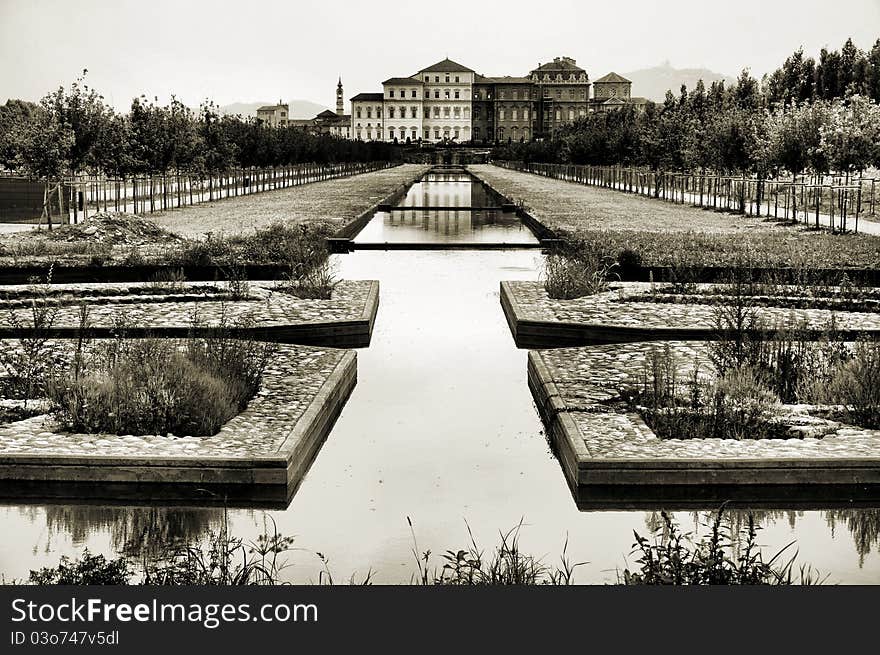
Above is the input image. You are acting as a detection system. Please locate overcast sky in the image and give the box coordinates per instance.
[1,0,878,111]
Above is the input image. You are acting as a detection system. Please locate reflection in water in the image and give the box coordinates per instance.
[826,510,880,565]
[354,172,538,244]
[27,506,225,559]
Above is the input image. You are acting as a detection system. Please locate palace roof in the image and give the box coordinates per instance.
[594,72,631,84]
[475,75,533,84]
[383,77,424,85]
[418,58,475,73]
[350,92,384,101]
[531,58,585,73]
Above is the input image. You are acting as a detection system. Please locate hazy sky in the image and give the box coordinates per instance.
[1,0,878,111]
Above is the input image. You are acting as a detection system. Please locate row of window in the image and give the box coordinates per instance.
[354,125,471,140]
[388,88,419,98]
[424,74,464,83]
[356,103,588,122]
[388,106,419,119]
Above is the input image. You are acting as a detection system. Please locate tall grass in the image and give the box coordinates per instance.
[621,509,823,585]
[24,511,822,586]
[48,312,275,437]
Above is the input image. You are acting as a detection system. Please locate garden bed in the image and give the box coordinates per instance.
[528,341,880,491]
[501,280,880,348]
[0,279,380,347]
[0,341,357,499]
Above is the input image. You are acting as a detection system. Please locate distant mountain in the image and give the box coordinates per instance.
[220,100,331,119]
[622,61,735,102]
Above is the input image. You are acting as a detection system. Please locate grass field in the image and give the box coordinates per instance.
[150,164,429,237]
[470,165,880,269]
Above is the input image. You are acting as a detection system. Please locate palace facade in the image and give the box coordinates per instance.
[349,56,646,144]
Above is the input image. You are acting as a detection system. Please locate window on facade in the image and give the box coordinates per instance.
[512,127,519,140]
[455,76,459,82]
[425,76,429,82]
[443,107,450,117]
[445,75,450,82]
[444,89,450,99]
[411,89,417,98]
[524,109,529,120]
[473,106,480,118]
[474,127,481,139]
[523,128,529,140]
[454,107,460,118]
[454,89,459,99]
[500,90,505,99]
[399,106,405,118]
[569,89,575,100]
[579,108,585,117]
[424,128,430,139]
[499,108,505,120]
[411,128,417,140]
[435,76,439,82]
[281,112,286,117]
[389,128,395,139]
[433,107,440,118]
[389,90,395,98]
[410,107,416,118]
[555,90,561,99]
[435,128,440,138]
[424,108,430,118]
[498,127,505,140]
[434,90,439,98]
[454,128,460,139]
[389,107,395,118]
[367,108,372,118]
[464,107,469,118]
[555,109,560,120]
[356,108,361,118]
[568,108,574,121]
[377,108,382,117]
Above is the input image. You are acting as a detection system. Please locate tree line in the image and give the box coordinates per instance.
[0,72,399,182]
[492,38,880,181]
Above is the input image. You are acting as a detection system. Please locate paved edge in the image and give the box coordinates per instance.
[0,350,358,492]
[0,280,381,348]
[501,281,880,349]
[527,349,880,488]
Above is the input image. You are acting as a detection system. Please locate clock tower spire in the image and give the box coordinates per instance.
[336,77,344,116]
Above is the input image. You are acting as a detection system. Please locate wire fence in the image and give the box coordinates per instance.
[1,161,398,225]
[493,161,876,234]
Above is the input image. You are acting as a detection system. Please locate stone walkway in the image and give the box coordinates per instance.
[506,281,880,334]
[0,280,377,332]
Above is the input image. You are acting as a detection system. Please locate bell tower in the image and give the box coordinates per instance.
[336,77,344,116]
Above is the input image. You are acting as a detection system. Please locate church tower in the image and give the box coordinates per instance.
[336,77,344,116]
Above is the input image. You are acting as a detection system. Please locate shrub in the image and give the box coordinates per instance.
[48,318,274,437]
[29,549,132,585]
[0,270,60,406]
[146,267,187,293]
[621,509,822,585]
[821,339,880,428]
[542,252,617,300]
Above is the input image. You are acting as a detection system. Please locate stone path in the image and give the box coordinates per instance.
[506,281,880,334]
[0,280,376,332]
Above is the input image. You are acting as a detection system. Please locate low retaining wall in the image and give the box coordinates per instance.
[528,345,880,493]
[0,279,380,348]
[501,280,880,349]
[0,345,357,504]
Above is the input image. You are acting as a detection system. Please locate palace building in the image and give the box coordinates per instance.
[348,56,647,144]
